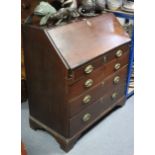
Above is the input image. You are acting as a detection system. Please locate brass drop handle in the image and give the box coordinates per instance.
[111,92,118,100]
[84,65,94,74]
[114,63,121,70]
[82,113,91,122]
[83,95,92,104]
[85,79,93,88]
[113,76,120,84]
[116,50,123,58]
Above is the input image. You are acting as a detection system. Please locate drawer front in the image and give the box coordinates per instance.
[68,51,129,98]
[69,88,126,137]
[68,44,130,84]
[69,65,128,116]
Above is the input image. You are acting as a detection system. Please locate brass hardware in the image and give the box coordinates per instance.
[82,113,91,122]
[84,65,94,74]
[116,50,123,57]
[113,76,120,84]
[85,79,93,88]
[111,92,118,100]
[114,63,121,70]
[83,95,91,104]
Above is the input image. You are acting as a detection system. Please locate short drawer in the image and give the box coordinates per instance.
[68,43,130,84]
[69,65,128,116]
[69,88,126,137]
[68,51,129,98]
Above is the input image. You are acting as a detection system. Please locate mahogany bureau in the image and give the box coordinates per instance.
[22,13,131,152]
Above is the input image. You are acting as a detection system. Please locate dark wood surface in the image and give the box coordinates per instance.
[68,51,129,98]
[22,25,69,137]
[21,79,27,102]
[71,44,129,83]
[47,13,130,69]
[22,13,131,152]
[21,0,40,102]
[69,65,128,117]
[69,87,126,136]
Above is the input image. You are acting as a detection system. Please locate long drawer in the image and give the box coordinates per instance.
[68,65,128,117]
[69,89,126,137]
[67,44,130,84]
[68,51,129,99]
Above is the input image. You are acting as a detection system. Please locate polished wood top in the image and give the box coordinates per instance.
[46,13,131,69]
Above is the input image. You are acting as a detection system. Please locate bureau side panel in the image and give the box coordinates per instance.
[22,25,69,137]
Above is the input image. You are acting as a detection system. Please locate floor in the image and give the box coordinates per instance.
[21,96,134,155]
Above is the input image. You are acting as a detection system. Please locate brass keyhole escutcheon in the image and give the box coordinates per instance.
[116,50,123,58]
[111,92,118,100]
[83,95,92,104]
[85,79,93,88]
[82,113,91,122]
[113,76,120,84]
[114,63,121,70]
[84,65,94,74]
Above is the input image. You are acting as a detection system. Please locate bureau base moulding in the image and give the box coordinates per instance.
[29,96,125,152]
